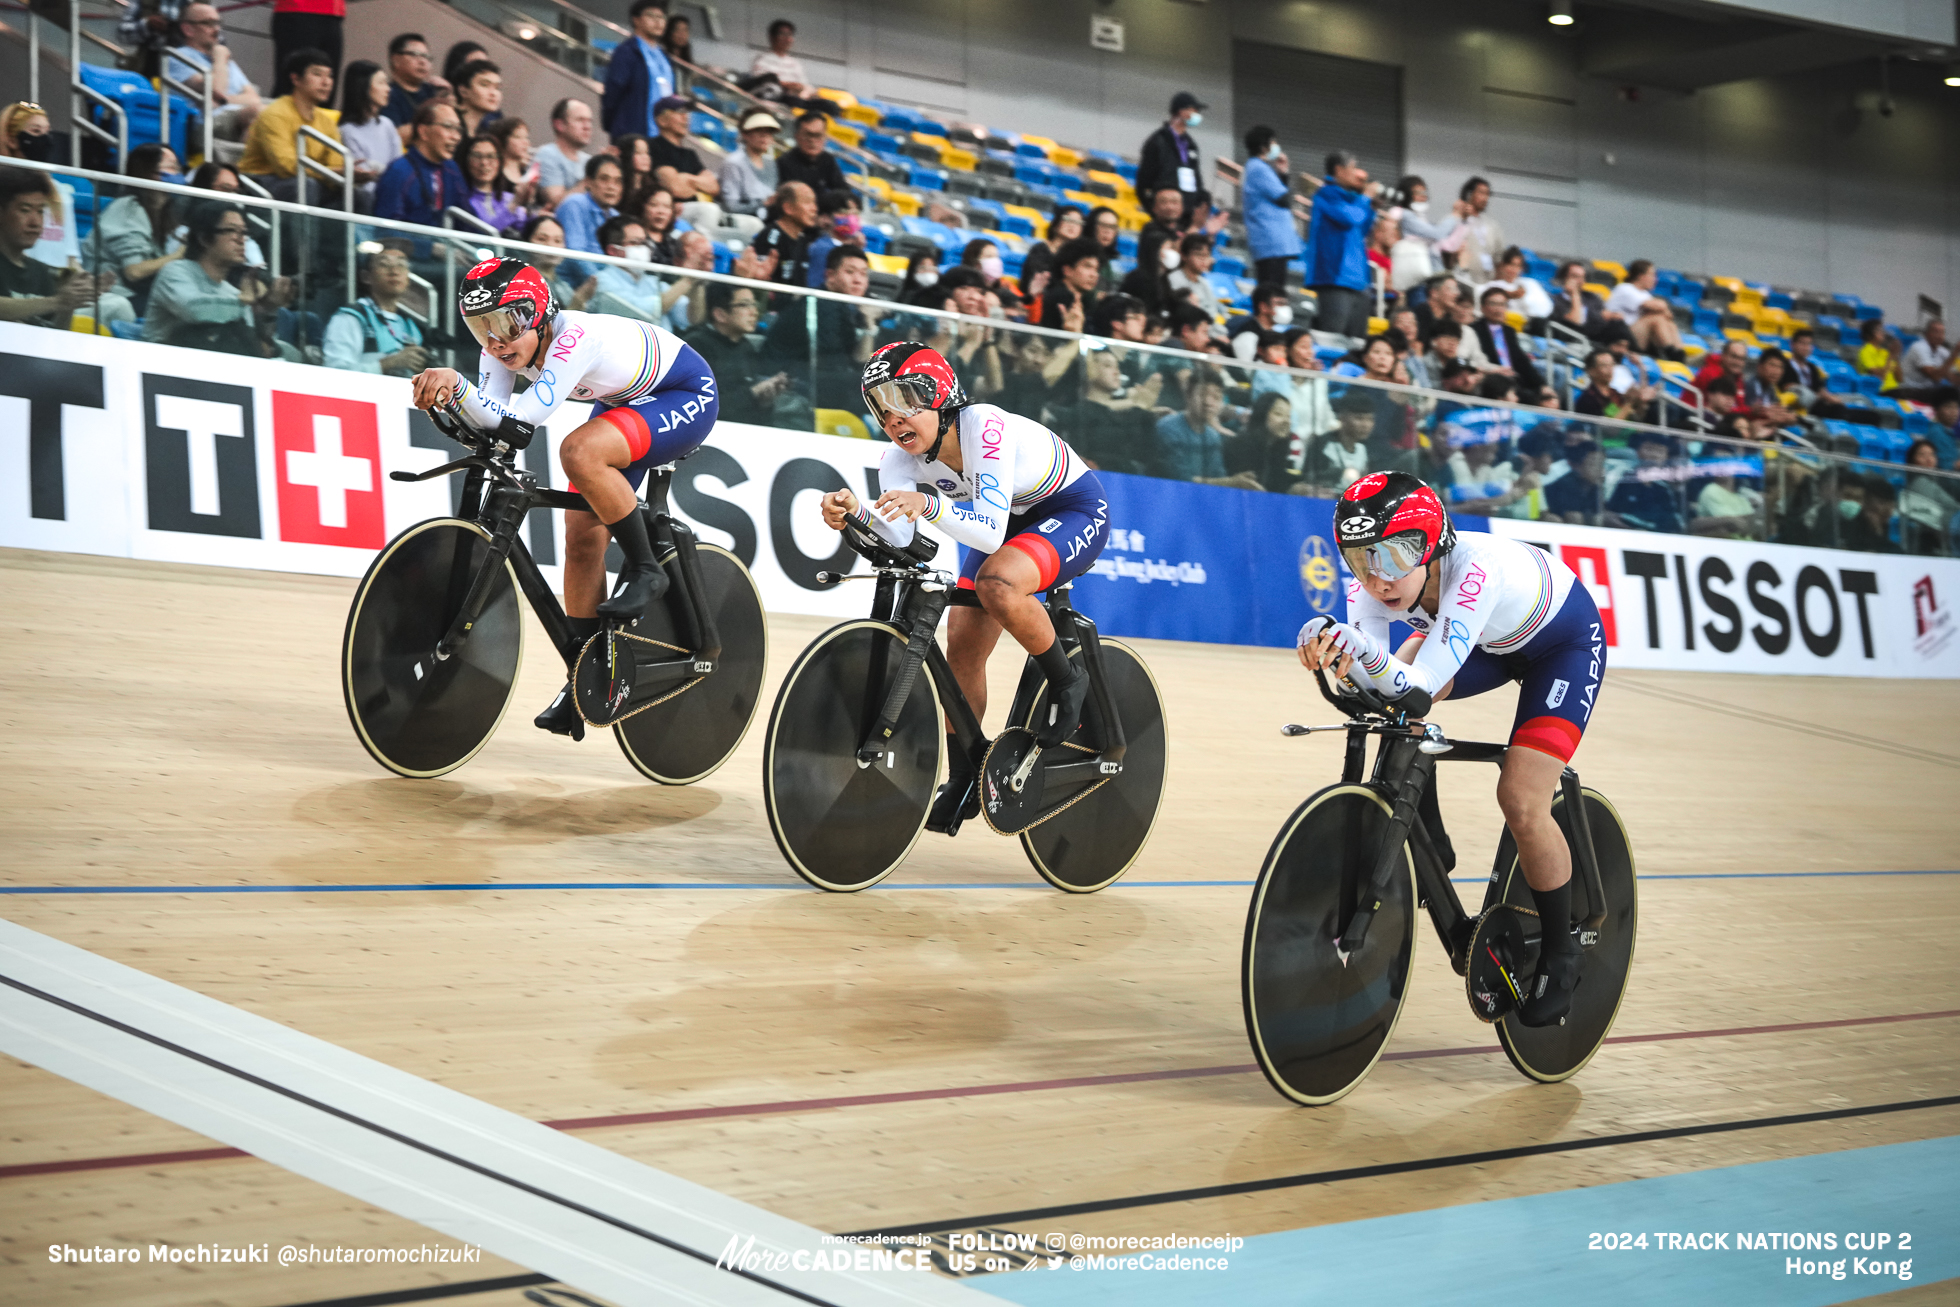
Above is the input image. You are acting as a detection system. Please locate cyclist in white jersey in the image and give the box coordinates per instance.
[409,257,719,739]
[818,343,1111,826]
[1297,472,1607,1026]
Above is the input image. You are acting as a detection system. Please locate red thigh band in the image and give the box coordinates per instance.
[1003,533,1062,589]
[595,405,653,462]
[1510,715,1583,762]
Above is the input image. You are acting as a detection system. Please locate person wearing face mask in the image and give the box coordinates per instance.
[1136,91,1213,231]
[804,190,867,288]
[1240,126,1301,291]
[1,103,61,163]
[586,213,694,328]
[1230,283,1294,362]
[1383,176,1463,288]
[957,237,1021,310]
[901,252,942,306]
[1118,213,1180,316]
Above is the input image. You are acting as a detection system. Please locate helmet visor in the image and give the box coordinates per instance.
[462,305,535,350]
[864,374,940,425]
[1341,532,1428,581]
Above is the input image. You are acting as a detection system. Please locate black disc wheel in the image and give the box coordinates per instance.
[1242,785,1419,1106]
[614,545,768,785]
[1484,788,1638,1083]
[1016,641,1167,892]
[342,518,522,778]
[762,621,943,891]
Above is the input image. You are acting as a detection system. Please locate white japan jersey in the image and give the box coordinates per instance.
[454,310,685,430]
[865,404,1088,554]
[1344,532,1577,696]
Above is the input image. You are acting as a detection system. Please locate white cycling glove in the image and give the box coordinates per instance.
[1297,616,1336,648]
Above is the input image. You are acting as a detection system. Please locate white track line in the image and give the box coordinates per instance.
[0,918,995,1307]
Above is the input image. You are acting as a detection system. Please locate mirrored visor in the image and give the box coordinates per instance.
[1340,533,1427,581]
[864,375,939,424]
[463,305,532,349]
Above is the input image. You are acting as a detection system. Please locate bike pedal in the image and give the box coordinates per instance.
[1464,904,1539,1024]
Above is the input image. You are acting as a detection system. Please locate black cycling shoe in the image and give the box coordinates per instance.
[1035,667,1091,749]
[596,564,668,621]
[534,681,585,741]
[1516,947,1582,1027]
[927,773,982,833]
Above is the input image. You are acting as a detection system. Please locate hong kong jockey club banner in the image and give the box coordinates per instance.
[1,323,1954,678]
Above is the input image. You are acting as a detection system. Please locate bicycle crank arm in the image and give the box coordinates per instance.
[1009,744,1042,794]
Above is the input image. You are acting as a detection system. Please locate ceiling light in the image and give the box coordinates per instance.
[1548,2,1574,24]
[1946,63,1960,86]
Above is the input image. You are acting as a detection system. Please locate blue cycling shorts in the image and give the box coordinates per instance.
[1445,582,1606,762]
[956,473,1109,593]
[588,342,719,491]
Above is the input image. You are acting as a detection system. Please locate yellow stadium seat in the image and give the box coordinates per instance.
[1049,146,1085,169]
[1368,316,1390,336]
[1723,328,1761,346]
[843,104,882,127]
[866,252,910,276]
[888,190,922,217]
[1681,342,1708,363]
[1063,189,1101,209]
[1019,133,1058,150]
[1591,260,1627,282]
[1583,282,1611,301]
[982,229,1027,253]
[1503,310,1527,331]
[1002,203,1045,227]
[828,122,864,148]
[1711,276,1745,292]
[814,409,872,440]
[854,173,891,197]
[1658,359,1695,380]
[816,87,858,110]
[940,147,978,172]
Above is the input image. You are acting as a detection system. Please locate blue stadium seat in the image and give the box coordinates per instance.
[908,166,948,191]
[1766,290,1793,310]
[995,211,1035,238]
[1115,231,1138,259]
[962,197,1006,226]
[1852,375,1882,397]
[1012,165,1050,188]
[1001,250,1025,277]
[1014,141,1049,158]
[1214,255,1246,279]
[859,226,888,254]
[79,62,197,161]
[1692,308,1721,335]
[864,131,904,157]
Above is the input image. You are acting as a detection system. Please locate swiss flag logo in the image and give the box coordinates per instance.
[1561,544,1617,646]
[273,391,383,548]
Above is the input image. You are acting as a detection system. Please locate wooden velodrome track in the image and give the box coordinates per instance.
[1,544,1957,1306]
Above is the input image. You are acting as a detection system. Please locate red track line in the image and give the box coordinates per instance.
[6,1008,1956,1181]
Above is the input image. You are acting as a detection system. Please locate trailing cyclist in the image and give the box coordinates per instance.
[1297,471,1606,1027]
[819,342,1110,828]
[409,256,719,740]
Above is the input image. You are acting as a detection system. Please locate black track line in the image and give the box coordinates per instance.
[1611,678,1960,769]
[271,1273,554,1307]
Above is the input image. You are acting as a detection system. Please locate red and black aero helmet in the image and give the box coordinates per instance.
[861,341,966,426]
[1334,471,1455,580]
[457,256,556,349]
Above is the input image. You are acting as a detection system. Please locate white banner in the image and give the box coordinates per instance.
[1482,517,1958,678]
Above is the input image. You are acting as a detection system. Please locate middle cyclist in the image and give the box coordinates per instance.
[819,342,1110,827]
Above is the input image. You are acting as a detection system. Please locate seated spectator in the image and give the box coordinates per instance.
[1229,283,1293,361]
[1047,346,1158,475]
[1425,320,1473,381]
[1134,186,1186,279]
[1385,307,1428,388]
[144,200,290,354]
[749,19,814,103]
[751,179,818,292]
[1691,463,1764,539]
[1485,246,1552,321]
[382,34,444,134]
[1166,232,1223,322]
[1603,328,1660,418]
[1040,239,1102,332]
[647,96,729,233]
[661,13,696,78]
[776,112,846,197]
[338,61,402,209]
[688,279,797,426]
[1249,328,1337,443]
[1331,333,1396,384]
[84,142,180,315]
[1470,285,1548,401]
[1221,390,1291,489]
[167,3,263,140]
[518,212,581,308]
[323,247,425,373]
[554,153,625,277]
[1694,376,1754,441]
[1607,431,1685,533]
[1693,336,1751,393]
[488,116,538,212]
[441,40,487,87]
[719,110,781,219]
[1313,392,1378,492]
[1,103,55,162]
[801,190,864,288]
[603,1,676,144]
[1545,441,1605,524]
[1927,387,1960,470]
[956,237,1019,310]
[1445,420,1526,515]
[239,49,342,201]
[1856,318,1901,389]
[1573,347,1645,420]
[1414,273,1463,339]
[1630,294,1685,360]
[1089,291,1148,342]
[919,270,1004,400]
[1239,125,1300,290]
[1895,318,1953,401]
[1546,259,1608,340]
[0,168,122,327]
[628,184,682,263]
[461,134,525,234]
[1839,475,1902,553]
[763,244,878,408]
[587,213,686,328]
[451,59,502,138]
[1021,207,1082,294]
[1086,205,1124,292]
[1785,327,1857,416]
[1603,259,1657,319]
[1744,348,1800,426]
[373,101,466,230]
[536,99,594,209]
[1901,438,1959,554]
[1155,372,1232,482]
[171,162,266,267]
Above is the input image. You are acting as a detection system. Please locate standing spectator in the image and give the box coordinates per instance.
[661,14,696,76]
[143,200,290,353]
[1384,176,1462,288]
[687,280,795,427]
[0,169,120,328]
[1021,207,1082,292]
[1154,371,1231,481]
[167,4,264,141]
[775,112,847,197]
[603,0,675,145]
[239,49,342,201]
[338,60,401,209]
[719,110,781,219]
[489,117,538,212]
[1135,92,1211,228]
[381,34,442,133]
[1240,125,1299,290]
[1604,258,1657,319]
[460,134,524,234]
[536,99,594,209]
[554,153,624,277]
[1038,240,1101,332]
[118,0,183,80]
[1452,176,1504,283]
[373,101,465,229]
[323,247,425,373]
[647,96,727,232]
[1895,319,1953,400]
[1303,150,1378,339]
[1485,246,1552,321]
[1547,260,1607,339]
[1229,283,1293,361]
[750,19,812,103]
[1470,285,1548,401]
[750,179,818,293]
[452,60,503,138]
[763,244,878,409]
[271,0,342,86]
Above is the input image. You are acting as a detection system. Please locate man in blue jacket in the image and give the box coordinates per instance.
[1240,126,1300,291]
[373,101,466,260]
[1304,149,1380,338]
[601,0,674,145]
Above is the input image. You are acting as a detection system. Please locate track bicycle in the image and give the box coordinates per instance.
[340,407,766,783]
[761,519,1168,893]
[1241,669,1637,1104]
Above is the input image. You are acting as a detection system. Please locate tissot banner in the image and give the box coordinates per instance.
[1,323,1953,676]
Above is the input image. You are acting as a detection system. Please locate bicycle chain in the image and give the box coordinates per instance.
[982,739,1108,836]
[574,630,699,728]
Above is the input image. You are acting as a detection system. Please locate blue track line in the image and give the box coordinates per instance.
[0,871,1955,896]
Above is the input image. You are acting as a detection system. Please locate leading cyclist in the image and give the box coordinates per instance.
[409,256,719,740]
[1297,472,1606,1027]
[819,342,1110,827]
